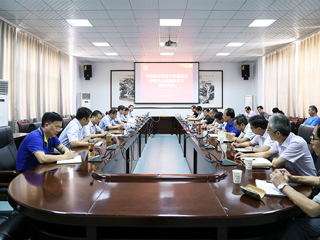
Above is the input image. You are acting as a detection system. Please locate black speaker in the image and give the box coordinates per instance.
[241,65,249,80]
[84,65,92,80]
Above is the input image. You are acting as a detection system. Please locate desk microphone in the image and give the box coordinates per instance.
[217,140,237,166]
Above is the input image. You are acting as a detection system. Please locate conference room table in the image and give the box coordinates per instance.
[8,117,312,240]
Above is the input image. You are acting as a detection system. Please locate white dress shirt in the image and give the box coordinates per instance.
[85,120,102,136]
[245,110,256,118]
[250,129,274,148]
[238,124,255,140]
[269,132,317,176]
[59,119,87,149]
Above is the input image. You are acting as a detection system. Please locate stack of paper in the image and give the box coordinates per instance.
[56,155,82,165]
[255,180,285,197]
[234,148,254,153]
[241,158,272,168]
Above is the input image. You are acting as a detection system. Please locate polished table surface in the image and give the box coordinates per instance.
[8,117,312,240]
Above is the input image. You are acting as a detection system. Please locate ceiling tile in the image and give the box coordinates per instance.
[72,0,105,11]
[268,0,304,10]
[133,10,158,18]
[186,0,217,10]
[184,11,211,19]
[0,0,27,11]
[107,10,134,18]
[159,0,188,10]
[130,0,158,10]
[82,11,110,19]
[213,0,247,11]
[100,0,131,10]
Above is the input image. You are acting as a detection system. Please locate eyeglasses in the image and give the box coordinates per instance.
[310,134,320,141]
[50,124,63,132]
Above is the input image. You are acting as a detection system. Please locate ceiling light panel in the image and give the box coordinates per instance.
[66,19,92,26]
[92,42,110,46]
[227,42,244,47]
[249,19,276,27]
[216,53,230,56]
[160,53,174,55]
[105,52,118,55]
[160,19,182,26]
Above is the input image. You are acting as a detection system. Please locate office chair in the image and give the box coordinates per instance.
[29,122,41,132]
[16,121,31,133]
[0,126,20,201]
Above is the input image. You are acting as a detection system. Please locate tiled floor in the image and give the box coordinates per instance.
[133,134,191,174]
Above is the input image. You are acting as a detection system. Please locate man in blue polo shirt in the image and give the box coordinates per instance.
[16,112,75,172]
[223,108,241,137]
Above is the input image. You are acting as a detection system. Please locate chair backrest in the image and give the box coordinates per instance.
[0,126,17,171]
[289,121,295,133]
[17,121,30,133]
[62,118,72,129]
[298,124,315,144]
[29,122,41,132]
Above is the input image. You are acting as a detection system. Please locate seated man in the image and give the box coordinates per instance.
[84,110,108,138]
[187,105,198,118]
[59,107,98,149]
[99,109,124,131]
[124,108,130,119]
[127,105,134,118]
[222,108,240,137]
[226,114,255,143]
[115,105,126,124]
[234,115,275,153]
[208,112,225,131]
[200,108,214,124]
[272,107,284,115]
[257,105,270,119]
[16,112,75,172]
[244,106,255,118]
[188,106,205,121]
[270,121,320,240]
[302,105,320,126]
[238,114,316,176]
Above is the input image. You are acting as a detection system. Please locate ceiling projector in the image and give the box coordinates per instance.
[165,40,177,47]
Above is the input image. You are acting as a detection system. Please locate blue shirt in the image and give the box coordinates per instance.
[115,112,124,123]
[224,119,241,137]
[99,115,115,131]
[199,112,205,120]
[304,116,320,126]
[16,127,60,172]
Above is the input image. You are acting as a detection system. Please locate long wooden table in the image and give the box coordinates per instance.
[8,117,312,240]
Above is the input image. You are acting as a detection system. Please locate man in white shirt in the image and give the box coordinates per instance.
[234,115,275,153]
[127,105,134,118]
[59,107,99,149]
[99,109,124,131]
[269,122,320,239]
[115,105,126,124]
[245,106,255,118]
[188,106,205,121]
[238,114,316,176]
[85,110,108,138]
[227,114,255,143]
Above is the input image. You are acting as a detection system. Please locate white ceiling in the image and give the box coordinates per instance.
[1,0,320,63]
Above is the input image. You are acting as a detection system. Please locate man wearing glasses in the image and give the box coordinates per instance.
[16,112,76,172]
[236,114,316,176]
[270,121,320,239]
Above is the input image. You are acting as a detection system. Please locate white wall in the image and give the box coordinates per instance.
[74,61,263,117]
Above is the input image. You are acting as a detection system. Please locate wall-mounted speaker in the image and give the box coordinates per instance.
[84,65,92,80]
[241,65,250,80]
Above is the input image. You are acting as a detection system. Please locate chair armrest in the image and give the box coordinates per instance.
[0,170,20,176]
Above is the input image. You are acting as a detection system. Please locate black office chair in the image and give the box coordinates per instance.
[0,126,20,201]
[297,124,315,144]
[29,122,41,132]
[0,211,31,240]
[289,121,295,133]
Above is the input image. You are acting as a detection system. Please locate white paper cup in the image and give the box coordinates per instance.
[203,131,207,136]
[221,143,227,153]
[232,169,242,184]
[244,159,253,170]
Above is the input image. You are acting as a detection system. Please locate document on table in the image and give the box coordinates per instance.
[255,180,285,197]
[56,155,82,165]
[241,158,272,168]
[208,133,218,138]
[234,148,254,153]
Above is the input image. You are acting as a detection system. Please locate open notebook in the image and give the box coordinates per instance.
[56,155,82,165]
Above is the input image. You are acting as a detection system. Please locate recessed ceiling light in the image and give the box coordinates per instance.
[161,53,174,56]
[93,42,110,46]
[66,19,92,27]
[216,53,230,56]
[104,53,118,56]
[160,19,182,27]
[227,42,244,47]
[249,19,276,27]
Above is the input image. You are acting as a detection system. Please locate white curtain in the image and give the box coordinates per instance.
[264,44,296,117]
[297,32,320,118]
[0,20,72,131]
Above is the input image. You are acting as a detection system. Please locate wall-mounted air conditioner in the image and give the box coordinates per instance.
[0,80,8,126]
[80,92,91,108]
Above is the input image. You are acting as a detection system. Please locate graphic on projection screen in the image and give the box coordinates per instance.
[135,62,199,104]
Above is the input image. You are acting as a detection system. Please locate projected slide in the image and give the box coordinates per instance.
[135,62,199,104]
